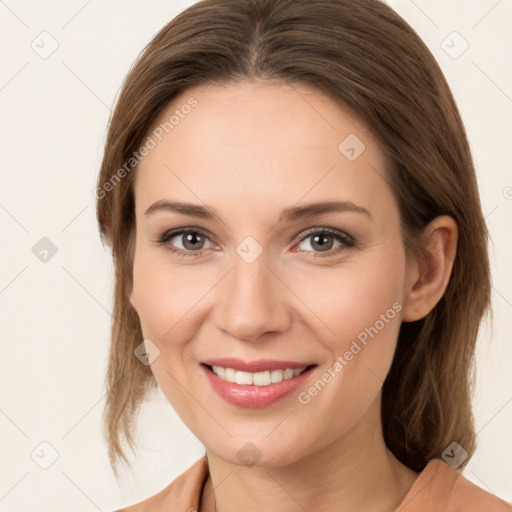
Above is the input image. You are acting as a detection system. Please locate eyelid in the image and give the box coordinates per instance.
[153,225,355,257]
[152,226,218,248]
[293,226,354,244]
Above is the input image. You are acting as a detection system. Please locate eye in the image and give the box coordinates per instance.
[153,226,355,259]
[153,228,215,257]
[294,227,355,257]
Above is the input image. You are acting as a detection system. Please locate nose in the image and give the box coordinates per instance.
[212,251,291,343]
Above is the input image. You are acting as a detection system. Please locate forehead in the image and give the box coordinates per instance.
[134,80,394,223]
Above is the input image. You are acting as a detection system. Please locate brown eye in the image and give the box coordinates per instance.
[296,228,355,257]
[308,233,335,252]
[154,228,214,257]
[180,232,206,250]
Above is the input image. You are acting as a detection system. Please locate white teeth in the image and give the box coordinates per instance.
[224,367,236,383]
[210,365,307,386]
[214,366,226,379]
[235,371,253,385]
[283,369,294,380]
[270,369,284,383]
[253,371,271,386]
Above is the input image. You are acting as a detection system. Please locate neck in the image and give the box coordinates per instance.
[199,397,419,512]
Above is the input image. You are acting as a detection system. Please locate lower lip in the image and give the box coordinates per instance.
[201,364,315,408]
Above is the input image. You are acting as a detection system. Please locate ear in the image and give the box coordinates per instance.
[402,215,458,322]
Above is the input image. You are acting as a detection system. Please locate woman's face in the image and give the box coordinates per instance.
[129,80,416,467]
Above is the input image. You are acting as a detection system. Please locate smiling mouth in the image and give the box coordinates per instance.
[203,363,317,386]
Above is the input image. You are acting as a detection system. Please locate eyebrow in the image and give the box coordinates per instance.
[144,199,372,223]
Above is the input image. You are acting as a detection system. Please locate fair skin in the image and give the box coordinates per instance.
[128,80,457,512]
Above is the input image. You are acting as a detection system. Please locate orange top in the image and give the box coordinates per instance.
[117,456,511,511]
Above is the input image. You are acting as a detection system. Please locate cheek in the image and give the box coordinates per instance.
[130,255,206,419]
[292,259,404,433]
[292,251,406,356]
[130,252,212,343]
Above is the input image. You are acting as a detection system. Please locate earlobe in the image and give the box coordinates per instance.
[402,215,458,322]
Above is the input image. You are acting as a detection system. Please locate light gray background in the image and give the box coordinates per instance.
[1,0,511,510]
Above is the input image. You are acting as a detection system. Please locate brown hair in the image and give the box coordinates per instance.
[96,0,491,477]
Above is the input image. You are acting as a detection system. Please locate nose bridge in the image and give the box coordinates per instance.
[214,247,289,342]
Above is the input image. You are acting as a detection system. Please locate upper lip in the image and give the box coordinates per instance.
[202,357,316,373]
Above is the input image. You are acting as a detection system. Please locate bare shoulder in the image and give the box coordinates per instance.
[434,459,511,511]
[455,475,511,511]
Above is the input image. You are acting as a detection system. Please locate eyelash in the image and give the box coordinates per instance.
[152,226,356,259]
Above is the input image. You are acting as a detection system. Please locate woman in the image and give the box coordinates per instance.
[95,0,511,509]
